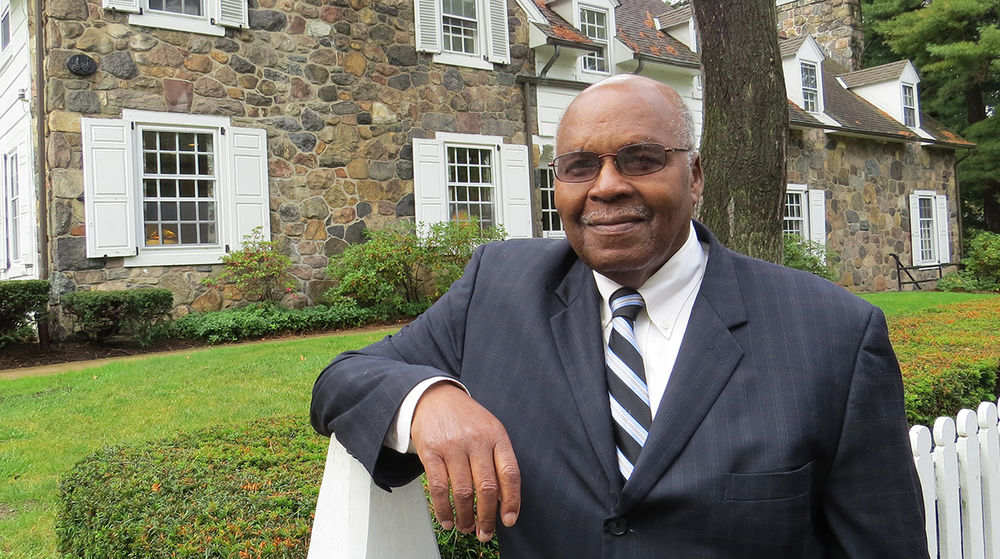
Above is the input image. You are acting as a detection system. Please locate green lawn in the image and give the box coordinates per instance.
[0,329,394,559]
[859,290,996,318]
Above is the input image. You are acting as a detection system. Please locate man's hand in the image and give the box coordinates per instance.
[411,382,521,542]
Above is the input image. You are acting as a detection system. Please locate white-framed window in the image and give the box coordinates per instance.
[81,110,268,267]
[442,0,478,55]
[800,62,819,113]
[909,191,950,265]
[412,133,531,238]
[6,151,18,266]
[902,83,917,127]
[101,0,247,37]
[413,0,509,70]
[537,166,563,238]
[783,183,826,246]
[579,5,609,74]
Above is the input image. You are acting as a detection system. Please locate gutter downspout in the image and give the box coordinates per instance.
[953,146,977,258]
[34,0,47,282]
[521,78,536,235]
[539,45,561,78]
[33,0,50,350]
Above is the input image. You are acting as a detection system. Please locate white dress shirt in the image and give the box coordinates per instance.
[593,222,708,419]
[385,221,709,452]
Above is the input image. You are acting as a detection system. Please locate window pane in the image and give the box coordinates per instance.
[160,179,176,197]
[141,129,218,248]
[179,201,197,220]
[447,146,495,228]
[179,223,198,244]
[161,201,178,221]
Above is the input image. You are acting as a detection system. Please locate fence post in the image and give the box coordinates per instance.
[911,425,937,559]
[958,409,987,559]
[935,416,963,559]
[980,402,1000,559]
[308,435,441,559]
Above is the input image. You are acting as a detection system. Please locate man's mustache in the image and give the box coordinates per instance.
[580,205,653,225]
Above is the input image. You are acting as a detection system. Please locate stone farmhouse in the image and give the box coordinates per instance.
[0,0,973,316]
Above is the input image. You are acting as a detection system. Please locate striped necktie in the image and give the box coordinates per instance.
[605,287,651,481]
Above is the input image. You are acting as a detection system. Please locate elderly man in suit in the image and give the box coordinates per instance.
[311,74,927,558]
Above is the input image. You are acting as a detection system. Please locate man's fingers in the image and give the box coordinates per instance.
[423,457,455,531]
[494,438,521,527]
[443,451,477,534]
[470,452,501,541]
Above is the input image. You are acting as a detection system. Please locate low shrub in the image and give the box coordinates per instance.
[889,297,1000,425]
[60,288,173,345]
[56,416,500,559]
[173,300,377,344]
[783,234,838,282]
[56,416,324,558]
[202,227,295,303]
[938,230,1000,292]
[0,279,50,343]
[327,220,505,316]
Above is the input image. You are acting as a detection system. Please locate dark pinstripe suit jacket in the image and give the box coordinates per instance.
[310,222,928,558]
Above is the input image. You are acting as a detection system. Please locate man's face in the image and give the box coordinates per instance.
[554,80,704,288]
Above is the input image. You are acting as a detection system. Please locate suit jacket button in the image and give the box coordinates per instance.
[605,517,628,536]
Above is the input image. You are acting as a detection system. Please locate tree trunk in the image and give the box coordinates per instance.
[692,0,788,263]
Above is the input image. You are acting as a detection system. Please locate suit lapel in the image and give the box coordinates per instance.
[617,224,749,511]
[550,258,621,489]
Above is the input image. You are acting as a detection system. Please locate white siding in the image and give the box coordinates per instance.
[0,0,37,279]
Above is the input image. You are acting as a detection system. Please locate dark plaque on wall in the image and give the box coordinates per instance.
[66,54,99,77]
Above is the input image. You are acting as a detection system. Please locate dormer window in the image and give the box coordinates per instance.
[442,0,478,55]
[579,5,609,73]
[801,62,819,113]
[902,84,917,127]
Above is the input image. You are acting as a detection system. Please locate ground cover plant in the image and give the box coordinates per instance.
[881,296,1000,425]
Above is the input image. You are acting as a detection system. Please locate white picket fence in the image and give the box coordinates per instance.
[308,401,1000,559]
[911,400,1000,559]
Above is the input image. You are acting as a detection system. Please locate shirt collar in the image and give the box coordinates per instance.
[594,221,709,339]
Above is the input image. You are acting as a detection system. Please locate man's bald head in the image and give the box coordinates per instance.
[556,75,697,156]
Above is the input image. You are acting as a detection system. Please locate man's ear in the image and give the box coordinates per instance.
[689,154,704,202]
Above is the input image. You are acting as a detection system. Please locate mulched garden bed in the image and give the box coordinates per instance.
[0,337,208,371]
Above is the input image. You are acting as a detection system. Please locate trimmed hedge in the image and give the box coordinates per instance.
[172,299,385,344]
[57,416,498,559]
[61,288,173,345]
[891,297,1000,425]
[57,416,324,558]
[0,279,50,340]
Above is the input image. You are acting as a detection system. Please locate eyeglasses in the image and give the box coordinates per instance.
[548,143,690,183]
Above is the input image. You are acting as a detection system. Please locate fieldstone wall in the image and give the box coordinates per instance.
[788,128,959,292]
[777,0,863,72]
[43,0,533,316]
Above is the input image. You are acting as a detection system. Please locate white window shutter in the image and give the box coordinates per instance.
[102,0,141,14]
[412,138,448,227]
[485,0,510,64]
[806,189,826,246]
[935,194,951,264]
[499,143,531,238]
[228,127,269,249]
[82,118,137,258]
[215,0,248,29]
[908,194,925,266]
[413,0,442,53]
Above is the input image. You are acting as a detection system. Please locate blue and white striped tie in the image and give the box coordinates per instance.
[605,288,651,481]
